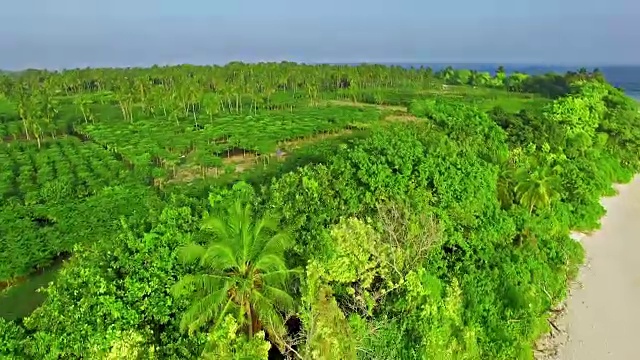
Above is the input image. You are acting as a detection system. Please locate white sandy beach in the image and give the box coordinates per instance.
[556,176,640,359]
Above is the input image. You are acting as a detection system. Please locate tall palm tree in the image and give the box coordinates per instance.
[514,165,562,213]
[172,201,298,347]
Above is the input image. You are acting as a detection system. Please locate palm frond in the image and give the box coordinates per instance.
[261,285,295,313]
[227,201,250,236]
[201,215,230,240]
[247,218,287,261]
[171,273,197,297]
[201,242,239,271]
[262,232,294,256]
[254,253,288,275]
[251,289,289,343]
[240,204,254,263]
[247,218,273,260]
[192,274,232,294]
[180,282,234,334]
[252,215,280,243]
[262,268,303,288]
[177,242,207,264]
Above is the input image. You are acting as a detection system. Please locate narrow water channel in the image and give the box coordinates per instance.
[0,260,64,321]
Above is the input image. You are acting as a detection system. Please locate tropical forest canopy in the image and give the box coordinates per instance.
[0,62,639,359]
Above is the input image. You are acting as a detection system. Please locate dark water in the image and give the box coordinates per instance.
[596,66,640,100]
[384,63,640,100]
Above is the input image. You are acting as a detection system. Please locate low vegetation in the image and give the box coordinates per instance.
[0,63,639,359]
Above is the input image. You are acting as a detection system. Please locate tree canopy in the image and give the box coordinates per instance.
[0,62,638,359]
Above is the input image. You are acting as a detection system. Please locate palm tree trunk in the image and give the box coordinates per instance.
[252,308,261,334]
[22,121,30,140]
[246,303,254,338]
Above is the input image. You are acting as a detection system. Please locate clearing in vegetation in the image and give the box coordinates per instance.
[0,63,639,360]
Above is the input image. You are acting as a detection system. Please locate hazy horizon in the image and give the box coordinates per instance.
[2,0,639,71]
[4,62,640,73]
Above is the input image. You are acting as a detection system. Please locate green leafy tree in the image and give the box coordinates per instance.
[101,330,157,360]
[172,201,298,349]
[0,318,27,359]
[201,315,271,360]
[299,263,356,360]
[393,270,480,359]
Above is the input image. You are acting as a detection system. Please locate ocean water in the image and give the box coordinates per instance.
[388,63,640,101]
[597,66,640,101]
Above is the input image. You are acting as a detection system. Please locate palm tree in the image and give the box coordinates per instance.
[514,165,561,213]
[172,200,298,347]
[497,166,516,209]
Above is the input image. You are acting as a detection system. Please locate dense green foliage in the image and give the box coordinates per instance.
[1,63,639,359]
[0,184,159,282]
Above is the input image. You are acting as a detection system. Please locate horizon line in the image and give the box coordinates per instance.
[2,61,640,72]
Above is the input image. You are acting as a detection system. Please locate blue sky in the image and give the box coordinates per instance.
[1,0,639,70]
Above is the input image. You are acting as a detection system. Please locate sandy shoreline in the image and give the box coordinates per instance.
[537,176,640,360]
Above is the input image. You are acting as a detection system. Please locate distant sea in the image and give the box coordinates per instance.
[382,63,640,101]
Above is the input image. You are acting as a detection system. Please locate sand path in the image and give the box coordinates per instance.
[557,176,640,359]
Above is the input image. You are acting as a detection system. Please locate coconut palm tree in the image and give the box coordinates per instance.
[172,200,298,347]
[514,165,562,213]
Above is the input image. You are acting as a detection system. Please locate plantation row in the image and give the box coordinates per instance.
[74,105,382,178]
[0,137,142,205]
